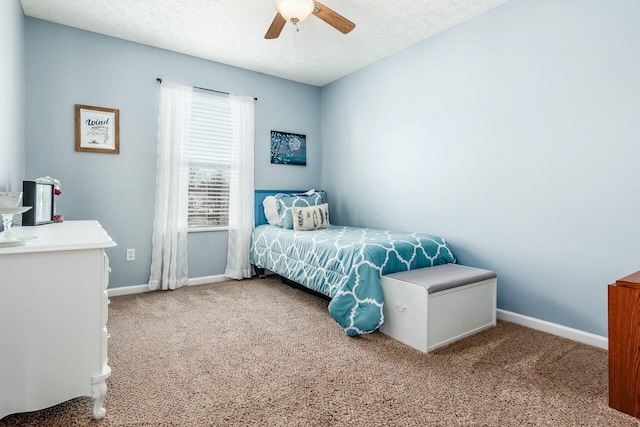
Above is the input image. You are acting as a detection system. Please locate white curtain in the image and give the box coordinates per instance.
[224,95,255,279]
[149,81,192,290]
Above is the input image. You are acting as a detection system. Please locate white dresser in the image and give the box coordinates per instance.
[0,221,116,421]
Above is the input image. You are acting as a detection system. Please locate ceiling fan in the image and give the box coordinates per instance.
[265,0,356,39]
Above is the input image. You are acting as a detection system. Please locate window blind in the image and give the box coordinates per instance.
[187,90,232,228]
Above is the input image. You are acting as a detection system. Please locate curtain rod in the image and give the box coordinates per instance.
[156,78,257,101]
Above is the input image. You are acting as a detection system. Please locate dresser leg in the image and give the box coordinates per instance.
[91,380,107,420]
[91,366,111,420]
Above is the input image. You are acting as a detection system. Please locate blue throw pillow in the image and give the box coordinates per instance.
[276,192,324,229]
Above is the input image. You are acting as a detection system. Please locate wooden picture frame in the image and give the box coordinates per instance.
[75,104,120,154]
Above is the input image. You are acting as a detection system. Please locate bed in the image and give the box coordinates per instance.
[250,190,456,336]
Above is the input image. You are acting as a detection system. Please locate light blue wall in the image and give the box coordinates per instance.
[21,0,639,335]
[25,18,321,287]
[0,0,25,192]
[320,0,640,337]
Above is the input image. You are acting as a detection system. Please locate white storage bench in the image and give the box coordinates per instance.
[379,263,497,353]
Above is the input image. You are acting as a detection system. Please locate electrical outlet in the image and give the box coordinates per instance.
[126,248,135,262]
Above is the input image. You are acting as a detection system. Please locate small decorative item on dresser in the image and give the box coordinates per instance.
[35,176,62,216]
[0,192,32,246]
[22,176,63,226]
[0,191,23,208]
[22,180,54,226]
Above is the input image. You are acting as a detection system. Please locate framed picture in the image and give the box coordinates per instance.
[75,104,120,154]
[270,130,306,165]
[22,181,54,226]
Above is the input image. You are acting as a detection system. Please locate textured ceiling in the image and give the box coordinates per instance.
[20,0,509,87]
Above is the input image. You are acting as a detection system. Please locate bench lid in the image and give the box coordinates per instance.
[385,263,496,294]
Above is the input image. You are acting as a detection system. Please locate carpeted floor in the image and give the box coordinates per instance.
[1,277,638,426]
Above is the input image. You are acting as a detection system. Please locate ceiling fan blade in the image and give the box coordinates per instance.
[265,13,286,39]
[312,2,355,34]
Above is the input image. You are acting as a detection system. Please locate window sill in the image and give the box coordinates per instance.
[188,226,228,233]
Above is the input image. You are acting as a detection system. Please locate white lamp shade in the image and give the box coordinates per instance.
[275,0,315,23]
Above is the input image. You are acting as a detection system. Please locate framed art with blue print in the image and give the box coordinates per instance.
[270,130,306,165]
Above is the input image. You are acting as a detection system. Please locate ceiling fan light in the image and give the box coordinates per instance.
[275,0,315,23]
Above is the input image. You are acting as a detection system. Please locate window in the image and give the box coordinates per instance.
[151,80,254,286]
[187,90,232,229]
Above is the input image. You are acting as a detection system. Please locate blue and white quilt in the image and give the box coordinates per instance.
[250,225,456,336]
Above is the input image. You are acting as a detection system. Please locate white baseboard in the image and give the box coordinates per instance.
[107,284,149,297]
[106,274,229,298]
[187,275,230,287]
[497,309,608,350]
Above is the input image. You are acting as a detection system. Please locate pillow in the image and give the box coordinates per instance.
[293,203,330,231]
[262,196,280,226]
[276,191,324,229]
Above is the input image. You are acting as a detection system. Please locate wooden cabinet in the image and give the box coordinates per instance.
[608,271,640,418]
[0,221,116,421]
